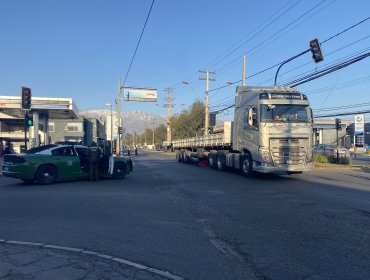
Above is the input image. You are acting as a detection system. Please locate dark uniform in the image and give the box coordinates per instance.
[88,142,101,181]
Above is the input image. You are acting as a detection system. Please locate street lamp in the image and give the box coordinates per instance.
[105,103,113,154]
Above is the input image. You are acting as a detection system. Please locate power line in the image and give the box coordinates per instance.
[122,0,155,86]
[207,15,370,93]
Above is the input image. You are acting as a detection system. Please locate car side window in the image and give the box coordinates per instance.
[75,147,88,157]
[52,147,76,156]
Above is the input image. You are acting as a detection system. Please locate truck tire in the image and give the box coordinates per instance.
[36,165,57,185]
[216,153,226,171]
[184,154,191,163]
[208,153,217,169]
[240,154,253,177]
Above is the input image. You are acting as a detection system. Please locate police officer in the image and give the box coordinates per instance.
[88,141,101,181]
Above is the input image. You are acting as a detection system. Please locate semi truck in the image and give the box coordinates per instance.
[173,86,313,176]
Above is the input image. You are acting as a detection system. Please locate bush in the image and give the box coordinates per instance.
[313,154,328,163]
[313,154,352,165]
[327,155,352,165]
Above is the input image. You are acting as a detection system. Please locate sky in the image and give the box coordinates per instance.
[0,0,369,125]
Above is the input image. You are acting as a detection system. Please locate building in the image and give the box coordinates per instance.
[313,119,350,147]
[0,96,79,153]
[0,96,106,154]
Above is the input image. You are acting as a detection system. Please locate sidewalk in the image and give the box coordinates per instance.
[0,241,183,280]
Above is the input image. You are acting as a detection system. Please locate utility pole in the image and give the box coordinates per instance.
[144,123,147,145]
[116,77,121,156]
[163,88,175,143]
[199,70,216,135]
[152,123,155,146]
[242,55,246,86]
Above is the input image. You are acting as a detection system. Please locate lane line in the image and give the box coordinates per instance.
[0,239,184,280]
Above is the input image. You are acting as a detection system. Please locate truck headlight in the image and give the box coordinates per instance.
[258,148,271,164]
[306,149,312,162]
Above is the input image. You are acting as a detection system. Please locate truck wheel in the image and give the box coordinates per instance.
[184,154,191,163]
[216,153,226,171]
[113,162,126,179]
[240,154,253,177]
[36,165,57,185]
[208,154,217,169]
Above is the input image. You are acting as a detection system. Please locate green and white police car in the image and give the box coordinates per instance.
[2,144,132,184]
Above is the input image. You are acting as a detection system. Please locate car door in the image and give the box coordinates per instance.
[51,146,81,179]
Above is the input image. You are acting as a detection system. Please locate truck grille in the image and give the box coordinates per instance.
[270,138,308,165]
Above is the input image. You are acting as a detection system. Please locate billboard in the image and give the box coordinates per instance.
[354,114,365,146]
[123,87,157,102]
[354,114,365,135]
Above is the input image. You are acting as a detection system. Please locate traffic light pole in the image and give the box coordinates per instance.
[24,110,28,152]
[274,49,310,86]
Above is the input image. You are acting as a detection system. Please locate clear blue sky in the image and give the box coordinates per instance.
[1,0,369,122]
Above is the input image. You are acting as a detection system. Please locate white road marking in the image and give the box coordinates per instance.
[0,238,185,280]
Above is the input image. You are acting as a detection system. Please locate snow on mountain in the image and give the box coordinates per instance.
[80,110,166,132]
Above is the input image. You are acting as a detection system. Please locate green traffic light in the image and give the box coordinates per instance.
[27,119,33,126]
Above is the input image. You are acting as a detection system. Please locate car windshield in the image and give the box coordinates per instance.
[260,105,312,123]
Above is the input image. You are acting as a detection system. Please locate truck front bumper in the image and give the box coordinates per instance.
[254,162,312,174]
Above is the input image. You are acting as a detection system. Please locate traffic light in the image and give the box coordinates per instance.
[335,118,341,130]
[25,112,33,127]
[21,87,32,110]
[118,127,122,134]
[309,39,323,63]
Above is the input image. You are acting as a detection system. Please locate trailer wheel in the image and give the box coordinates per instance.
[208,153,217,169]
[180,151,185,163]
[241,154,253,177]
[216,153,226,171]
[184,154,191,163]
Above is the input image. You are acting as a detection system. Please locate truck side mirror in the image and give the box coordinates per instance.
[248,107,257,128]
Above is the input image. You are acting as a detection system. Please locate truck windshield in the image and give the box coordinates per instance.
[260,105,312,123]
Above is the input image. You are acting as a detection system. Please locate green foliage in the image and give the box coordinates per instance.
[327,155,352,165]
[313,154,328,163]
[137,101,205,144]
[313,154,352,165]
[172,101,205,140]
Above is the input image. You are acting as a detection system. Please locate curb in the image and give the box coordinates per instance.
[0,239,184,280]
[314,164,370,170]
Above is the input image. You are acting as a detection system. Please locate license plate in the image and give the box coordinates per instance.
[3,167,9,171]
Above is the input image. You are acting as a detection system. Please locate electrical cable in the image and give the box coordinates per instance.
[122,0,155,87]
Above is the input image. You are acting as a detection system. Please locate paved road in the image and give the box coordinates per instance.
[1,151,370,279]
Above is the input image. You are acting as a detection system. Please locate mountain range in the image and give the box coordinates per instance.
[80,110,166,132]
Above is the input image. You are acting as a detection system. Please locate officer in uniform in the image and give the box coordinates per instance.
[88,141,101,181]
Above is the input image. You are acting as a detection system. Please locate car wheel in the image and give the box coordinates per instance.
[113,162,126,179]
[240,154,253,177]
[216,153,226,171]
[36,165,57,185]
